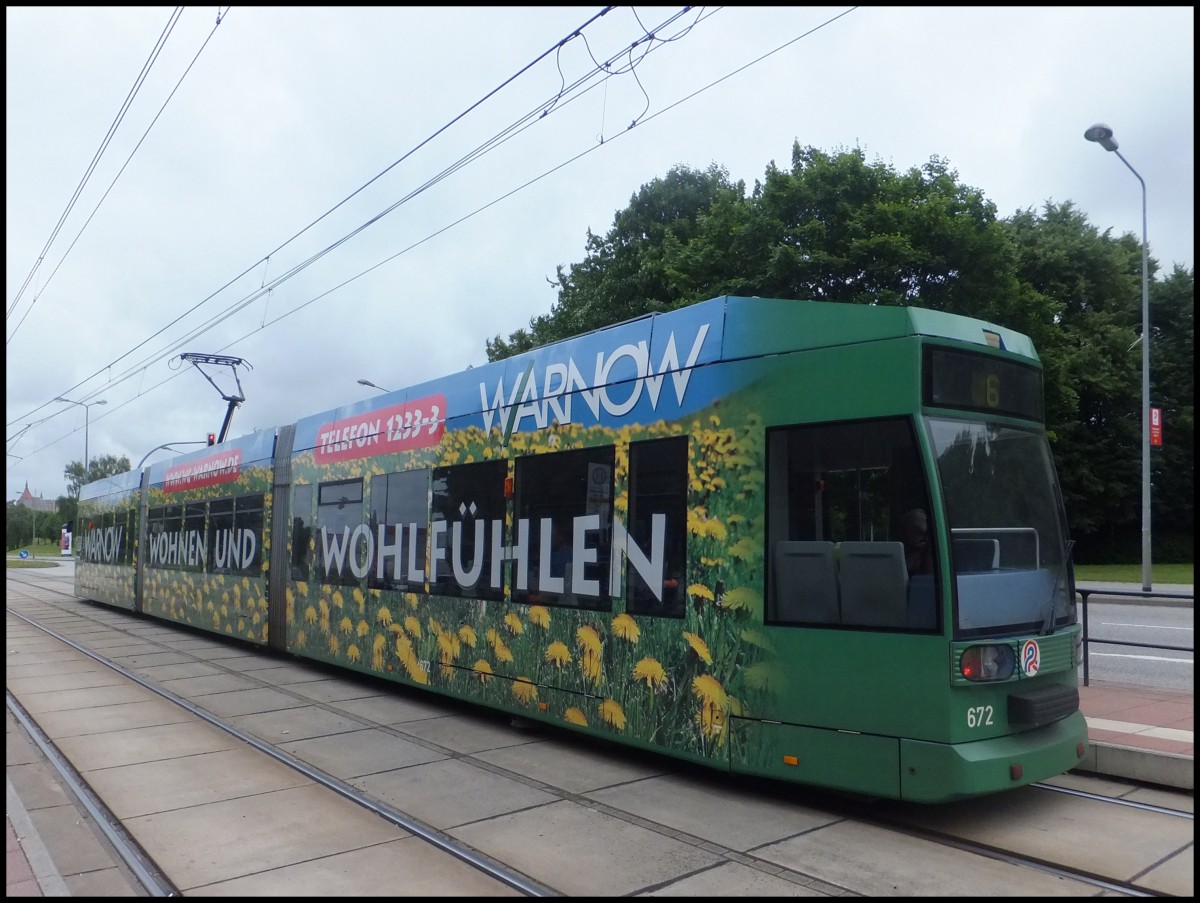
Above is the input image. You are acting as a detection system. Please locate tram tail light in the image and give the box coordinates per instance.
[960,645,1016,681]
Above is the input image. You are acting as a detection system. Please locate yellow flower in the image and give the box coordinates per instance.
[437,630,460,660]
[459,624,478,647]
[599,698,626,730]
[728,537,758,561]
[494,639,513,663]
[474,660,494,682]
[564,707,588,726]
[744,661,781,692]
[683,632,713,665]
[353,587,365,612]
[504,612,524,635]
[404,656,429,684]
[739,629,775,652]
[372,634,387,669]
[304,605,317,624]
[340,616,354,634]
[545,641,571,667]
[395,632,414,660]
[721,586,760,611]
[512,677,538,704]
[378,606,393,625]
[357,620,370,637]
[576,625,602,655]
[576,624,604,685]
[404,616,421,638]
[687,583,714,602]
[632,657,667,690]
[347,644,361,663]
[332,590,344,608]
[528,605,551,629]
[692,674,728,740]
[612,613,640,643]
[328,634,340,655]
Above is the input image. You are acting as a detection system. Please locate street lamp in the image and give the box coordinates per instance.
[357,379,391,394]
[54,396,107,475]
[1084,123,1152,591]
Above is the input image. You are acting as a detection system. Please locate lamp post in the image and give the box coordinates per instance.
[1084,123,1151,591]
[54,396,107,476]
[357,379,391,394]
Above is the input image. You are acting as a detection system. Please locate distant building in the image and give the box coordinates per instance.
[15,482,57,513]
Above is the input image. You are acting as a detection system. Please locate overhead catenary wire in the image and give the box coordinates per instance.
[8,7,859,471]
[6,7,189,333]
[7,5,687,433]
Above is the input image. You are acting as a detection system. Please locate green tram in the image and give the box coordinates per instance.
[75,295,1086,802]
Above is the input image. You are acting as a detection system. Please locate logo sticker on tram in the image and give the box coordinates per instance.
[314,393,446,463]
[1020,639,1040,676]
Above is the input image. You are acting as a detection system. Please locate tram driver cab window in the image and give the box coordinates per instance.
[765,417,938,632]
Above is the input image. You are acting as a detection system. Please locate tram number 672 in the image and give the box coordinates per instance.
[967,705,995,728]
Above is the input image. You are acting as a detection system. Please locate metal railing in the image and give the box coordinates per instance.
[1076,587,1194,686]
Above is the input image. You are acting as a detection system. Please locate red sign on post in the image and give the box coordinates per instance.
[1150,406,1163,447]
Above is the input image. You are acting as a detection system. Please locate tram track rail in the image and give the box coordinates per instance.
[7,573,1193,897]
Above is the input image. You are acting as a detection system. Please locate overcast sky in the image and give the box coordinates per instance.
[6,6,1194,506]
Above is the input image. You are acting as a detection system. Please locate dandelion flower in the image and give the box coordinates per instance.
[599,698,626,730]
[721,586,760,611]
[512,677,538,704]
[504,612,524,635]
[545,641,571,667]
[632,657,668,690]
[612,613,640,643]
[692,674,728,740]
[683,632,713,664]
[564,707,588,726]
[528,606,551,629]
[474,660,494,683]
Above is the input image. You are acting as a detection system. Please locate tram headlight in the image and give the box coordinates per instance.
[960,644,1016,681]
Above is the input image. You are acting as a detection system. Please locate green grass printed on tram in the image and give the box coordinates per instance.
[286,405,776,765]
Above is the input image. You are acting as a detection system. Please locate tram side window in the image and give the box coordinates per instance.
[233,494,264,574]
[513,446,614,611]
[626,437,687,617]
[121,506,136,565]
[765,417,936,632]
[146,503,200,571]
[430,460,506,601]
[369,469,429,592]
[182,502,207,573]
[316,479,365,586]
[290,484,313,580]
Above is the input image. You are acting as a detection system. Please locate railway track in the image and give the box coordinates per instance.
[7,571,1194,896]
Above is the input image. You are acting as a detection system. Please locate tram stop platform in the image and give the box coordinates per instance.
[6,678,1192,897]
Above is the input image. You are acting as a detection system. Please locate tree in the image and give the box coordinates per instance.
[486,163,748,360]
[63,453,133,501]
[483,146,1193,561]
[1146,264,1195,558]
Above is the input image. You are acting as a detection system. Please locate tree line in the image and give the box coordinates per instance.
[8,146,1192,564]
[486,145,1194,564]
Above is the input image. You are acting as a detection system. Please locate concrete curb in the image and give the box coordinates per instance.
[1074,741,1194,791]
